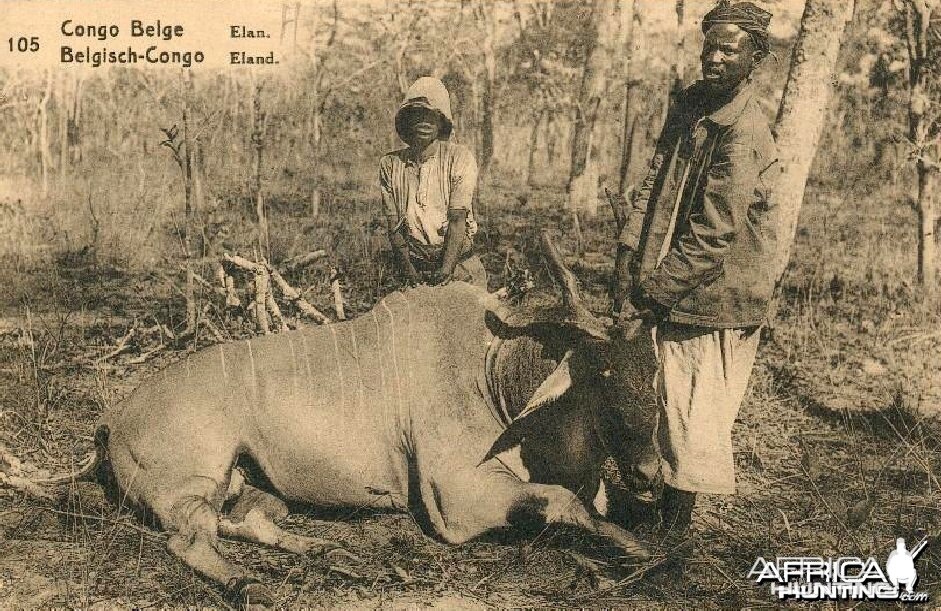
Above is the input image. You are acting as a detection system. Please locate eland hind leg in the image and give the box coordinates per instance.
[218,507,351,558]
[220,477,352,558]
[115,442,275,608]
[147,474,275,607]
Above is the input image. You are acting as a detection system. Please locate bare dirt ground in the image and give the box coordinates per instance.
[1,186,940,608]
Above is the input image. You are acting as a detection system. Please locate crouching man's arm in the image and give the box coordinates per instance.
[379,156,420,285]
[434,147,478,285]
[433,208,468,285]
[387,224,420,285]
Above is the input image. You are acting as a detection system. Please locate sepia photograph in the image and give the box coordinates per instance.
[0,0,939,607]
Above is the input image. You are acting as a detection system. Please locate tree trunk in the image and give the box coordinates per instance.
[251,82,269,259]
[916,168,937,292]
[71,75,83,164]
[673,0,685,96]
[306,0,336,156]
[37,70,53,197]
[231,76,240,144]
[467,78,483,216]
[280,1,301,48]
[478,4,496,189]
[182,75,198,333]
[660,0,686,129]
[58,72,69,179]
[307,76,321,152]
[546,112,557,162]
[193,138,206,216]
[902,0,940,296]
[618,0,639,198]
[393,28,412,97]
[526,109,546,187]
[620,116,641,197]
[568,0,616,216]
[303,0,337,224]
[772,0,854,281]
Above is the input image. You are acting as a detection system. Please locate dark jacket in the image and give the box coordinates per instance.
[619,80,778,328]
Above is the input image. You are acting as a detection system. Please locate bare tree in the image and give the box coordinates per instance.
[383,0,426,97]
[250,79,269,260]
[55,72,83,175]
[304,0,338,153]
[280,1,301,50]
[568,0,617,216]
[659,0,686,130]
[617,0,640,199]
[160,72,200,334]
[898,0,940,297]
[773,0,855,280]
[289,0,339,218]
[526,108,546,186]
[476,2,497,187]
[37,70,53,197]
[57,72,69,179]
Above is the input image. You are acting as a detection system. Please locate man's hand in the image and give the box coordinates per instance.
[436,208,467,287]
[614,291,667,343]
[630,287,670,322]
[387,226,420,286]
[616,295,641,326]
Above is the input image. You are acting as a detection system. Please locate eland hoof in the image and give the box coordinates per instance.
[227,577,274,609]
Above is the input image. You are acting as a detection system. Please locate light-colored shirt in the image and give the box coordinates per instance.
[378,141,478,250]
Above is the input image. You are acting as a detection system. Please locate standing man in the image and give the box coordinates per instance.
[612,1,778,537]
[379,77,487,288]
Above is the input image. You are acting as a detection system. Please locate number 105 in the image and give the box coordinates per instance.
[8,37,40,52]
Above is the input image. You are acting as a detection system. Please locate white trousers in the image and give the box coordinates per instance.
[652,323,761,494]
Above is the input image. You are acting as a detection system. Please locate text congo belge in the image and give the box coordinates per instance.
[59,19,203,68]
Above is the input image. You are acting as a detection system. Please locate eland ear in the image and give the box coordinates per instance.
[479,350,575,466]
[518,350,574,420]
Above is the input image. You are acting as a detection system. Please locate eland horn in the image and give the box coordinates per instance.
[539,230,608,338]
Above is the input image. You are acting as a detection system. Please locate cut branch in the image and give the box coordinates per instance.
[267,265,330,324]
[280,250,328,273]
[253,269,271,334]
[330,267,346,321]
[265,291,286,332]
[188,267,228,297]
[96,324,137,363]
